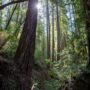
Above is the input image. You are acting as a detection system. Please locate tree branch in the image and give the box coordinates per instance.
[0,0,27,10]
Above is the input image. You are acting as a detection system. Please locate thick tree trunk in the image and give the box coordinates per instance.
[14,0,38,89]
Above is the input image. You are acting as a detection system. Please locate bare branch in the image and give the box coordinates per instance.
[0,0,27,10]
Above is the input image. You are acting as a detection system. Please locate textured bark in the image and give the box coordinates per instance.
[56,0,60,60]
[14,0,38,89]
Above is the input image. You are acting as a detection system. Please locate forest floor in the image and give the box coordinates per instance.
[59,70,90,90]
[0,54,90,90]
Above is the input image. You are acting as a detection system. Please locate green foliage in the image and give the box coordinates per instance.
[0,0,88,90]
[44,79,60,90]
[3,36,19,59]
[46,44,86,79]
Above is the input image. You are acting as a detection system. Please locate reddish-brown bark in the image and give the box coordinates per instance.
[14,0,38,89]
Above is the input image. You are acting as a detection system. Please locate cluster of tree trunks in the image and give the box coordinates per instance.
[46,0,61,61]
[0,0,90,90]
[59,1,90,90]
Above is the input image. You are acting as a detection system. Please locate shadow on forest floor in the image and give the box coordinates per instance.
[59,72,90,90]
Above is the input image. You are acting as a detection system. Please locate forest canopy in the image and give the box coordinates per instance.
[0,0,90,90]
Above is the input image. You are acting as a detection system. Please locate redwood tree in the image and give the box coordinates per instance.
[46,0,51,59]
[56,0,60,60]
[14,0,38,89]
[83,0,90,68]
[52,2,55,61]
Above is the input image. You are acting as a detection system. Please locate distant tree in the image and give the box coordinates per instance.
[83,0,90,68]
[46,0,51,59]
[56,0,60,60]
[5,4,18,29]
[52,1,55,61]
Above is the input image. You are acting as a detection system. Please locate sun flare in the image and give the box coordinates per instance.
[36,3,42,9]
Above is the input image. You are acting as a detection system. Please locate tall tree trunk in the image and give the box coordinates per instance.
[0,0,2,30]
[14,0,38,89]
[46,0,51,59]
[56,0,60,60]
[72,0,80,35]
[83,0,90,68]
[42,1,45,60]
[52,2,55,61]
